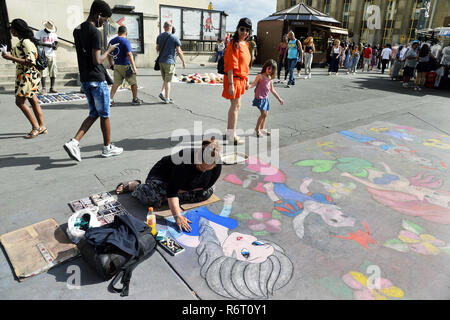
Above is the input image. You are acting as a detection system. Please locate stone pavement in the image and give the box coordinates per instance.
[0,65,449,300]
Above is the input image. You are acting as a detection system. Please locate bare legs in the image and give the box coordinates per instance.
[16,95,46,131]
[227,97,241,140]
[110,83,138,101]
[255,110,268,136]
[74,116,111,147]
[161,81,171,100]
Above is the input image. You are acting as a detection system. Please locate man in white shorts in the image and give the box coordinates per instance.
[35,20,59,94]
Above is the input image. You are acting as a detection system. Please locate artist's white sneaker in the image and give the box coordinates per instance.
[102,144,123,158]
[64,139,82,162]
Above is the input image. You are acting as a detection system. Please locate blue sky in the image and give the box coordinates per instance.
[212,0,277,32]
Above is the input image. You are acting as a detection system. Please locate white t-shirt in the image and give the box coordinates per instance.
[217,42,225,52]
[381,48,392,60]
[35,30,58,57]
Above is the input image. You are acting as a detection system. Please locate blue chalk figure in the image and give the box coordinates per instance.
[339,130,395,151]
[166,194,238,247]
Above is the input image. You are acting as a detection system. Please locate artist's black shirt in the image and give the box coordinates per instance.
[148,148,222,198]
[73,21,106,82]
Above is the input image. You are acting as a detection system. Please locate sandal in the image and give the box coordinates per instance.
[116,180,141,195]
[25,128,40,139]
[261,129,271,136]
[255,131,262,138]
[38,127,48,135]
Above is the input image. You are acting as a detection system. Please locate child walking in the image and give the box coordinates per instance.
[250,59,284,137]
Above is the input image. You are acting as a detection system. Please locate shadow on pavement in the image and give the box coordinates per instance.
[0,155,95,170]
[80,137,179,153]
[351,76,450,98]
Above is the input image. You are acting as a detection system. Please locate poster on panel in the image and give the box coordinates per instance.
[202,11,220,41]
[160,6,182,39]
[183,9,202,40]
[105,13,144,53]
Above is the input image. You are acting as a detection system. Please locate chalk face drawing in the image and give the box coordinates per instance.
[166,194,294,299]
[384,220,450,255]
[341,163,450,224]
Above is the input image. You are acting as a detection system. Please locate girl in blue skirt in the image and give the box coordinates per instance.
[250,59,284,137]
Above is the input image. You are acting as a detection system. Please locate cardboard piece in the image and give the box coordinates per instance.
[0,219,79,281]
[154,194,221,218]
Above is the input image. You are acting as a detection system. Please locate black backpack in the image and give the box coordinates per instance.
[77,215,156,297]
[35,46,48,71]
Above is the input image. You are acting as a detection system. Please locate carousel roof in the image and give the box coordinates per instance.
[261,2,340,24]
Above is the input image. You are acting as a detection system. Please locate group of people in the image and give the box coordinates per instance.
[276,33,315,85]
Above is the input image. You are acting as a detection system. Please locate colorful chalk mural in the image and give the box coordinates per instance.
[165,194,294,299]
[384,220,450,255]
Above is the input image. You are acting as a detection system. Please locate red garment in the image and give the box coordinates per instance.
[222,41,251,100]
[364,47,372,59]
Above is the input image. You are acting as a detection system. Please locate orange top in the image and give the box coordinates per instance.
[224,40,251,80]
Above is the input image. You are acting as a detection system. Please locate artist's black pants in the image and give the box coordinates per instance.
[381,59,390,74]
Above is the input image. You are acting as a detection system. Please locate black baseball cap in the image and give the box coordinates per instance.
[237,18,252,30]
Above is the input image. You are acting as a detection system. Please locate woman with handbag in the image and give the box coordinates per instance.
[1,19,47,139]
[222,18,252,145]
[414,43,434,91]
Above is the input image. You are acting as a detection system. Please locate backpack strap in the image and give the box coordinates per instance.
[108,248,156,297]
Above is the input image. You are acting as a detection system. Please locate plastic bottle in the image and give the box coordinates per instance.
[147,207,157,236]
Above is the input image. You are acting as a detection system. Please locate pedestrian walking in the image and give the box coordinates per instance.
[381,44,392,75]
[222,17,252,145]
[108,26,143,106]
[156,21,186,104]
[303,36,315,79]
[248,36,257,69]
[215,39,225,62]
[284,31,302,86]
[362,43,372,72]
[370,44,377,71]
[339,42,346,69]
[414,43,434,91]
[328,39,342,75]
[402,40,420,88]
[348,43,361,74]
[276,34,288,83]
[63,0,123,162]
[1,18,47,139]
[35,20,58,94]
[249,59,284,137]
[391,45,404,80]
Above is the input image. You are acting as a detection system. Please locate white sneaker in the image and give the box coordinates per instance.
[165,98,174,104]
[402,82,409,88]
[102,144,123,158]
[308,73,312,79]
[64,139,81,162]
[304,75,309,80]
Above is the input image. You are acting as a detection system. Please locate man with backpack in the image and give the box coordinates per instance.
[283,31,303,88]
[107,26,143,106]
[35,20,59,94]
[156,21,186,104]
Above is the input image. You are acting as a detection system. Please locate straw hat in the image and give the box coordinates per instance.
[43,20,57,33]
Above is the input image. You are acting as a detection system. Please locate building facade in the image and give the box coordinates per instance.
[1,0,210,68]
[277,0,450,45]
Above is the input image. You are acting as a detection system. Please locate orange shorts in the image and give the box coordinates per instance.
[222,76,247,100]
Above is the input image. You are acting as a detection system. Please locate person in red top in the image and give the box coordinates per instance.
[222,18,252,145]
[362,44,372,72]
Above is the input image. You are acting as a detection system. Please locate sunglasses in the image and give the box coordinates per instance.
[239,27,250,33]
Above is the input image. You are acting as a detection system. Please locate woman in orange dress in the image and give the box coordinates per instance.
[222,18,252,145]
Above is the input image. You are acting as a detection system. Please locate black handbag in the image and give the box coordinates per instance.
[154,34,171,71]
